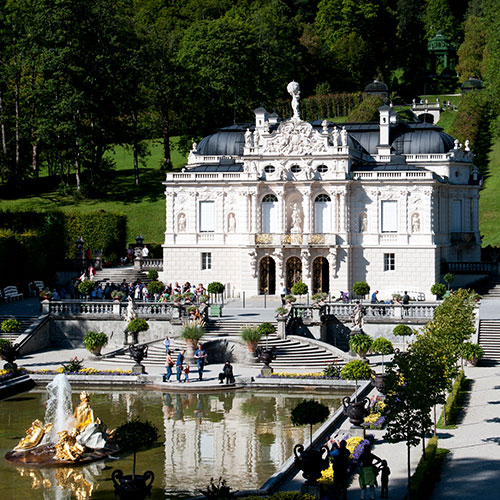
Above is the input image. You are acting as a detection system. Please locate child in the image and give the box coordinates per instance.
[379,459,390,499]
[183,364,190,383]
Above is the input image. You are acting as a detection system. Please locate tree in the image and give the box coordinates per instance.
[456,15,488,82]
[291,399,330,445]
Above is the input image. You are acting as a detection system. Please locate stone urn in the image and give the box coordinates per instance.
[293,444,329,485]
[112,470,154,500]
[342,396,370,426]
[372,373,387,393]
[129,344,148,374]
[0,344,19,371]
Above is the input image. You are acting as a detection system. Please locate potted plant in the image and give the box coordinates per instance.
[147,269,159,281]
[285,294,297,304]
[111,290,125,301]
[392,293,402,303]
[1,319,21,334]
[147,281,164,301]
[241,326,262,353]
[291,281,308,302]
[127,318,149,344]
[39,290,52,300]
[275,306,289,318]
[183,291,195,303]
[340,360,371,425]
[181,320,205,348]
[461,342,484,366]
[444,272,454,290]
[207,282,225,316]
[291,400,330,486]
[112,418,159,500]
[370,337,394,392]
[393,324,413,351]
[312,292,328,306]
[348,333,373,358]
[83,331,108,356]
[431,283,446,300]
[352,281,370,301]
[199,294,209,304]
[78,279,96,299]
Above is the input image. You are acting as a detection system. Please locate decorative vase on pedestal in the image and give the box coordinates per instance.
[112,470,154,500]
[342,397,370,426]
[293,444,329,485]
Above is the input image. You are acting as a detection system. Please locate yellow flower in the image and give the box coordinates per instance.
[319,463,334,485]
[364,413,381,424]
[346,436,364,455]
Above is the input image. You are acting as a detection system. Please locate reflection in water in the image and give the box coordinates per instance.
[17,461,105,500]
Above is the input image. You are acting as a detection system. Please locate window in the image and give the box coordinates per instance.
[264,165,275,173]
[384,253,395,271]
[199,201,215,232]
[317,165,328,173]
[261,194,278,233]
[201,252,212,270]
[314,194,331,234]
[291,165,301,173]
[381,201,397,233]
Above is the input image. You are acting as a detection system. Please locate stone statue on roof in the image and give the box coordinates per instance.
[287,81,301,121]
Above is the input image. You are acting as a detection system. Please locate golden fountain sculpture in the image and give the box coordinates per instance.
[6,380,117,466]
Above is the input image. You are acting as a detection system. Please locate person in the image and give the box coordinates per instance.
[333,439,350,500]
[183,364,190,383]
[164,350,174,382]
[176,349,185,382]
[379,459,390,499]
[370,290,379,304]
[358,444,382,500]
[218,361,234,384]
[402,291,410,305]
[142,245,149,257]
[280,282,287,305]
[194,343,207,381]
[164,335,171,353]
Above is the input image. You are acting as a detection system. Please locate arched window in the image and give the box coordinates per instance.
[314,194,331,234]
[261,194,278,233]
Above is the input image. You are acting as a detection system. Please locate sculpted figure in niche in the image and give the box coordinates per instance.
[411,213,420,233]
[249,251,257,277]
[360,213,368,232]
[228,213,236,232]
[178,213,186,232]
[290,203,303,233]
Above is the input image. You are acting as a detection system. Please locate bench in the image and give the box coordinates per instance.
[3,286,23,302]
[393,290,426,302]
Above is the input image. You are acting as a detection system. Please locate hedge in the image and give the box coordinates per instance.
[347,95,385,122]
[438,369,466,427]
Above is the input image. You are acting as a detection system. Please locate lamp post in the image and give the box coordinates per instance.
[76,237,84,261]
[135,234,144,247]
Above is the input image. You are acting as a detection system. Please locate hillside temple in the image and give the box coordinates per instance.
[161,82,481,299]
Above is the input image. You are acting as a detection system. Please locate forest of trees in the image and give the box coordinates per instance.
[0,0,499,193]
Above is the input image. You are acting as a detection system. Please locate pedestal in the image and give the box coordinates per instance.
[300,484,321,499]
[349,425,366,438]
[132,364,146,374]
[260,366,273,377]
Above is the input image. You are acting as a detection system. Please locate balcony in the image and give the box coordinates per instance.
[450,232,476,245]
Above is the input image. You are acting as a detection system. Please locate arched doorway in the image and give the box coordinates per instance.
[259,256,276,295]
[286,256,302,292]
[312,257,329,293]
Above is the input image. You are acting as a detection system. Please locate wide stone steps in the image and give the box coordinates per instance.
[204,320,274,337]
[93,266,151,286]
[482,278,500,297]
[0,315,40,341]
[478,320,500,365]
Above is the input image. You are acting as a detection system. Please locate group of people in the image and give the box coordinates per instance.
[325,438,390,500]
[157,282,207,302]
[162,337,234,385]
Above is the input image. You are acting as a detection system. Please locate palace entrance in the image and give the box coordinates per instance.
[286,256,302,292]
[312,257,329,293]
[259,256,276,295]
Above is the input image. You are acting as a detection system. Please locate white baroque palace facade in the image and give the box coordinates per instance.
[161,82,481,298]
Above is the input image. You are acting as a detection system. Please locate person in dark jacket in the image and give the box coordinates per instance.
[218,361,234,384]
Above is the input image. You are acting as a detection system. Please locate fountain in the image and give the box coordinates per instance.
[5,374,118,465]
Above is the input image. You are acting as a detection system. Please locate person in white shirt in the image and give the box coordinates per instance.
[142,245,149,257]
[280,282,287,305]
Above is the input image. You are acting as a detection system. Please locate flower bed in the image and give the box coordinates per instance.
[0,368,28,382]
[27,368,133,376]
[256,371,341,380]
[362,399,386,429]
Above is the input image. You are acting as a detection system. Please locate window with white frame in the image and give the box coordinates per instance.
[199,201,215,232]
[201,252,212,270]
[314,194,331,234]
[261,194,278,233]
[381,200,398,233]
[384,253,395,271]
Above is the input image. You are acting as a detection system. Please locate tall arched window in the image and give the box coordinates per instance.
[314,194,331,234]
[261,194,278,233]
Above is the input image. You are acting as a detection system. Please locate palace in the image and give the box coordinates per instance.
[161,82,481,299]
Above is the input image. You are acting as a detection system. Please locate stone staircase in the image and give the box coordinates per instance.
[478,319,500,365]
[93,266,151,286]
[0,315,40,342]
[480,277,500,297]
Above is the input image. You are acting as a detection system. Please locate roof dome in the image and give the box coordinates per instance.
[391,129,455,155]
[197,126,247,156]
[364,80,388,93]
[461,77,484,93]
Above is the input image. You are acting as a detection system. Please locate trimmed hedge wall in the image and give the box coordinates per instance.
[0,209,126,288]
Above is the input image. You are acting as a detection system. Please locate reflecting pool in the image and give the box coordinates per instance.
[0,387,352,499]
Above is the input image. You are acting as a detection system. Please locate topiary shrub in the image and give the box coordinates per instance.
[147,269,158,281]
[431,283,446,299]
[1,319,21,333]
[207,282,225,294]
[291,400,330,445]
[78,280,96,296]
[291,282,308,296]
[352,281,370,298]
[393,324,413,351]
[257,322,276,336]
[148,281,164,296]
[371,337,394,355]
[285,294,297,303]
[127,318,149,334]
[341,360,372,381]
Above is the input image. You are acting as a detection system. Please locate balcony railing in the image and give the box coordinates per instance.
[450,232,476,244]
[441,261,496,274]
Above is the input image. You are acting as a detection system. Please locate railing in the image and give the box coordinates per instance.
[140,258,163,270]
[255,233,336,246]
[442,261,496,274]
[46,300,179,319]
